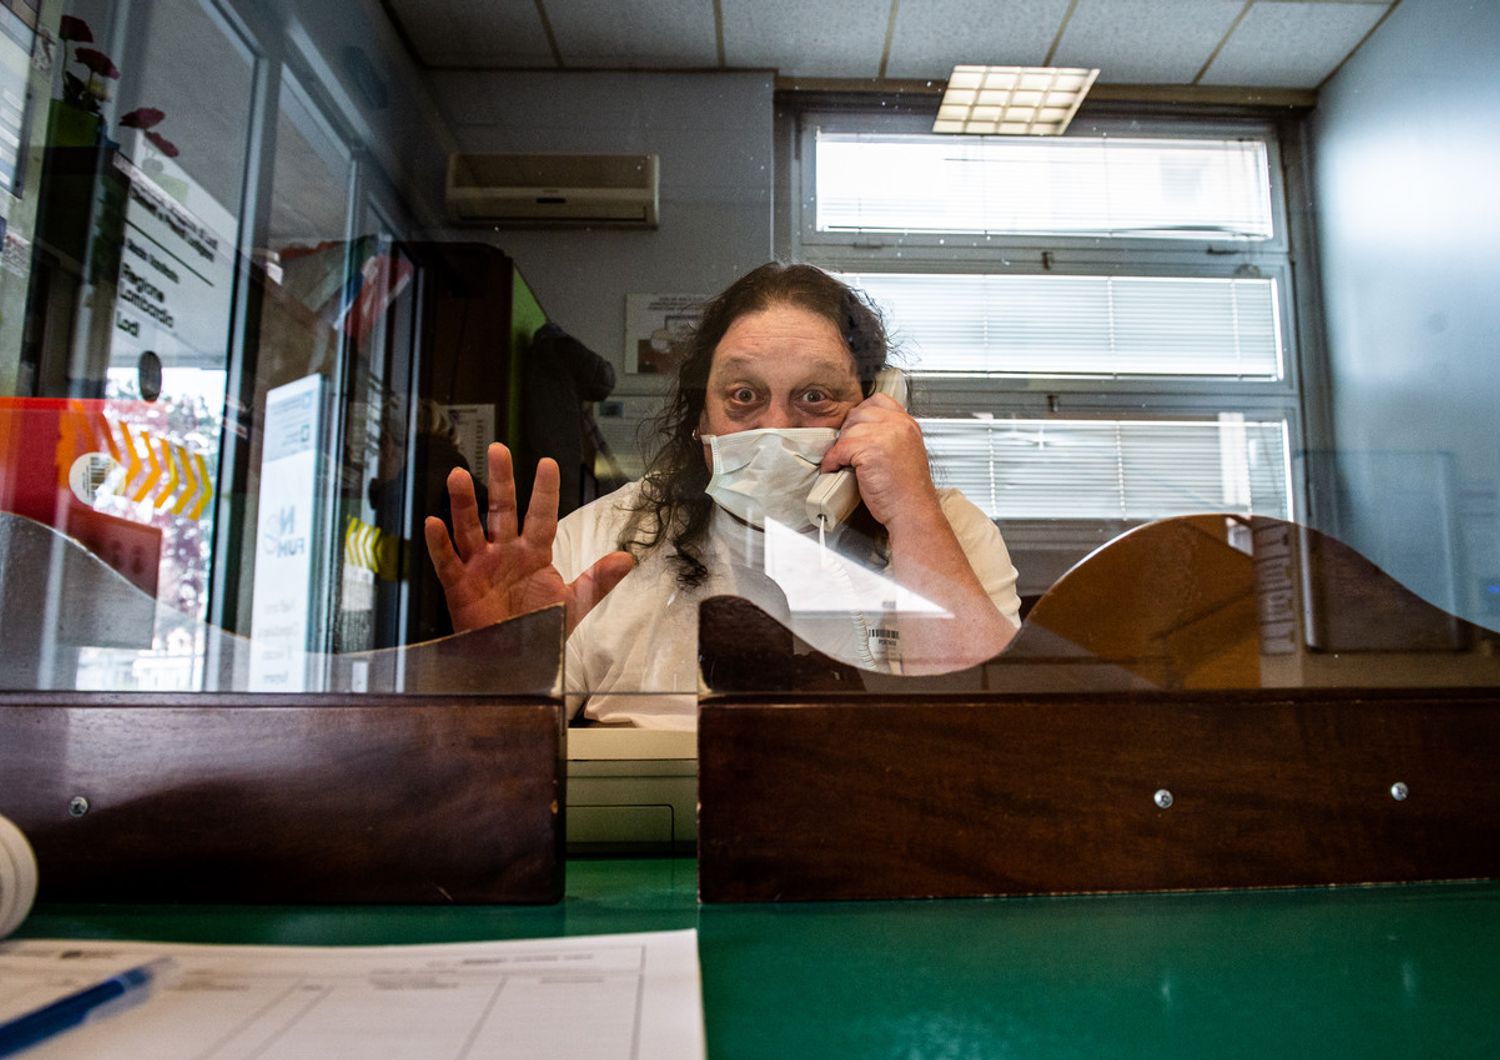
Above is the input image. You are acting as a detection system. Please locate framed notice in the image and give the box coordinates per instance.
[625,293,704,374]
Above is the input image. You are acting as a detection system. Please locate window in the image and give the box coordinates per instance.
[816,133,1274,239]
[788,109,1301,594]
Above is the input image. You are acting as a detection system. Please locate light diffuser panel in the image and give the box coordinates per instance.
[933,65,1100,135]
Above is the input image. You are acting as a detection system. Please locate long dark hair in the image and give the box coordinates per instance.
[620,262,891,588]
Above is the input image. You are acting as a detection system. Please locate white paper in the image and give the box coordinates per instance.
[0,929,704,1059]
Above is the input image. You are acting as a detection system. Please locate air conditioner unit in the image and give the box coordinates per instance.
[446,153,659,228]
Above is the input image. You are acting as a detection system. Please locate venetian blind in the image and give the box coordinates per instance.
[922,416,1291,520]
[843,271,1282,379]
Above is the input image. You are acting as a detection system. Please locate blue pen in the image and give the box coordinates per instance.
[0,956,174,1057]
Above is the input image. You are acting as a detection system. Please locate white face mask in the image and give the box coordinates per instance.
[702,427,837,530]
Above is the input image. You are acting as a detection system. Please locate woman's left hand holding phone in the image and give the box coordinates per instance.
[424,443,634,637]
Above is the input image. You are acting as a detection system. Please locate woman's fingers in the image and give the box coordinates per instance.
[436,446,556,564]
[486,443,519,543]
[428,449,571,630]
[820,405,922,472]
[565,550,635,635]
[446,467,487,558]
[523,457,562,548]
[860,392,905,414]
[423,515,464,585]
[816,403,940,529]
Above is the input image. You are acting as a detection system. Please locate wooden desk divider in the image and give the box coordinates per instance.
[697,517,1500,902]
[0,607,568,904]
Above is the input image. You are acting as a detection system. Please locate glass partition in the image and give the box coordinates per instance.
[0,0,1492,726]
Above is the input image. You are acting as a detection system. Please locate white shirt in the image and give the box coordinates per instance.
[552,481,1021,729]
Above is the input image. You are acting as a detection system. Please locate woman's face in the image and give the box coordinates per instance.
[697,303,863,446]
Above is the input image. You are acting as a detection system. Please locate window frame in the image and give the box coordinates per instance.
[782,100,1310,576]
[795,110,1293,260]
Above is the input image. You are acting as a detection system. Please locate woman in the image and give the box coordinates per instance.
[425,263,1020,728]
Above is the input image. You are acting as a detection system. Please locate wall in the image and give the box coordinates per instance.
[429,70,775,471]
[1310,0,1500,629]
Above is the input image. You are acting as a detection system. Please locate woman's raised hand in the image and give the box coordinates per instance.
[423,443,634,637]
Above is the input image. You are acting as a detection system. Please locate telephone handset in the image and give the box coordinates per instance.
[805,367,909,531]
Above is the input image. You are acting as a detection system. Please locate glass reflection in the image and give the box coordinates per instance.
[0,0,1491,722]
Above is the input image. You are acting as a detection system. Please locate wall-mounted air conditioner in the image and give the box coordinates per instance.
[445,153,659,228]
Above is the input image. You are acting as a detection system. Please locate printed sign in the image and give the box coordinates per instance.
[109,154,236,371]
[250,374,325,691]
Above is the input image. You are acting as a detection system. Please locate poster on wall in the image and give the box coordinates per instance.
[250,374,326,692]
[625,293,705,374]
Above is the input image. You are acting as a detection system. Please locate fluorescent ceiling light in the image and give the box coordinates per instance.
[934,65,1100,136]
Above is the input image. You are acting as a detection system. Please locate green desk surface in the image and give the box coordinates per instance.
[18,860,1500,1059]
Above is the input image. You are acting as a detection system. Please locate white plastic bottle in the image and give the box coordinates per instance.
[0,814,38,938]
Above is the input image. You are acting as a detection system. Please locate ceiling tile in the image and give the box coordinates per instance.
[1200,1,1389,87]
[722,0,890,77]
[546,0,719,68]
[1052,0,1247,83]
[885,0,1076,79]
[386,0,554,68]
